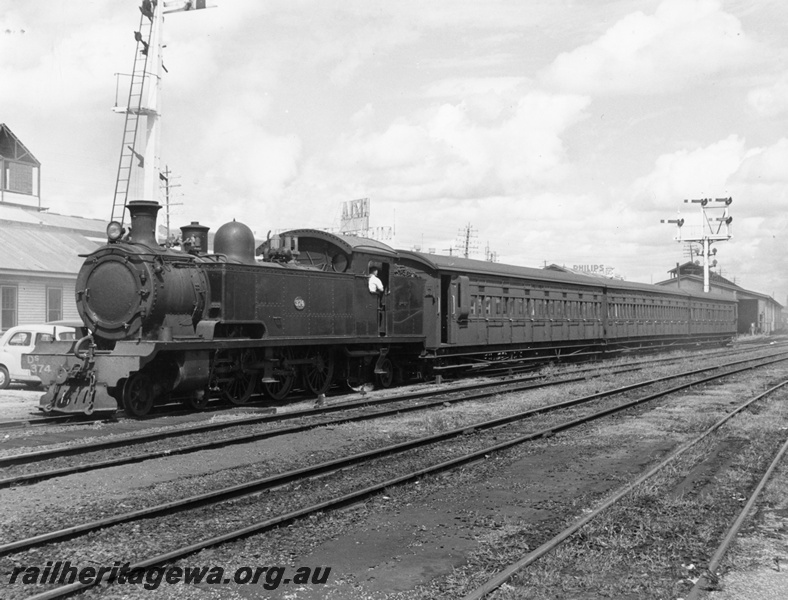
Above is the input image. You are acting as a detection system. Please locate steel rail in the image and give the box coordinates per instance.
[20,364,788,600]
[0,372,548,467]
[2,340,781,432]
[0,353,723,488]
[3,348,785,487]
[460,380,788,600]
[0,375,585,489]
[2,348,785,471]
[0,414,82,429]
[683,434,788,600]
[3,353,786,564]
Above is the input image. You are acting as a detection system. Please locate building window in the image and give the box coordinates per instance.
[5,161,35,194]
[1,286,17,330]
[47,287,63,322]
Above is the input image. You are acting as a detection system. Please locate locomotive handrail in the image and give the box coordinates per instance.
[73,335,94,359]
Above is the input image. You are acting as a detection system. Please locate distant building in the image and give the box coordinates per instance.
[0,204,106,330]
[0,124,41,210]
[0,124,107,331]
[655,262,783,334]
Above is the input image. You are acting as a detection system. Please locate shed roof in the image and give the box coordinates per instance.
[0,204,106,235]
[655,273,783,308]
[0,204,107,276]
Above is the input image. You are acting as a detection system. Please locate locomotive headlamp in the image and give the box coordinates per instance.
[106,221,124,241]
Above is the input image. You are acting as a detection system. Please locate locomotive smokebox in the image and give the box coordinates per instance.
[214,220,256,264]
[127,200,161,248]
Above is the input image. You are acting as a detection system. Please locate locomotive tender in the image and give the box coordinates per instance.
[30,200,737,417]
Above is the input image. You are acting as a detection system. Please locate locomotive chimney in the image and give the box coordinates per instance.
[127,200,161,248]
[180,221,210,254]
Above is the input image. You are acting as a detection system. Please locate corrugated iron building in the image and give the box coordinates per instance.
[0,205,105,330]
[655,262,783,334]
[1,124,106,331]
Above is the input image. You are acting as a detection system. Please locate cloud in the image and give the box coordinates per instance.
[735,138,788,186]
[631,136,745,208]
[328,90,590,201]
[628,136,788,299]
[542,0,752,95]
[747,73,788,117]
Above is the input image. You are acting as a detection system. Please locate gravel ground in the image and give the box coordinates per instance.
[1,350,787,599]
[0,386,43,422]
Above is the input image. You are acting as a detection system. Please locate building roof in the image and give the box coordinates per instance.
[666,261,742,288]
[0,206,107,276]
[0,204,107,238]
[0,123,40,166]
[655,263,783,309]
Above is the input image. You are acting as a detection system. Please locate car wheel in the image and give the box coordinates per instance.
[0,366,9,390]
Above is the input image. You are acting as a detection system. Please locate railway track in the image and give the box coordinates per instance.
[1,339,782,432]
[461,380,788,600]
[2,348,787,489]
[3,352,787,598]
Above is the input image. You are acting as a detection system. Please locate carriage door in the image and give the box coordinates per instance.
[378,263,390,336]
[440,275,451,344]
[440,275,469,345]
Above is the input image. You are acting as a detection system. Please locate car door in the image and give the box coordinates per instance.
[3,330,35,379]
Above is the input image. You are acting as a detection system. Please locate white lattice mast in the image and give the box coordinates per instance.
[662,197,733,293]
[112,1,215,225]
[141,3,164,203]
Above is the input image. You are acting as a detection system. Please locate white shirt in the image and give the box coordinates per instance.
[368,274,384,293]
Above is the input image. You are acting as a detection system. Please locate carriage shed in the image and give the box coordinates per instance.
[396,251,736,352]
[655,262,783,334]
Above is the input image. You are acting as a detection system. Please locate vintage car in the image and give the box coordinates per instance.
[0,323,77,389]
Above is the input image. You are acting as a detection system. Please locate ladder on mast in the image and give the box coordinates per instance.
[111,7,156,225]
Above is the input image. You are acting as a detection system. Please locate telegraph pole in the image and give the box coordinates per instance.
[159,164,182,240]
[456,223,478,258]
[662,197,733,293]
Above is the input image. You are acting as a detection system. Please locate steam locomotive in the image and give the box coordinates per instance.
[30,200,737,417]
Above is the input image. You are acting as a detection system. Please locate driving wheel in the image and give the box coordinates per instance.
[123,372,155,417]
[263,349,295,400]
[303,348,335,395]
[222,349,257,405]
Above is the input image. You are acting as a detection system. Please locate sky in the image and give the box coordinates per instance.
[2,0,787,303]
